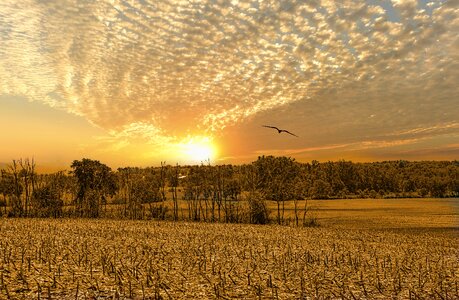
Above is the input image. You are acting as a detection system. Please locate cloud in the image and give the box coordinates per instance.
[0,0,458,157]
[255,143,352,156]
[386,122,459,138]
[255,137,421,157]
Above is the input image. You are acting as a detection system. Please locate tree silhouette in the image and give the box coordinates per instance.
[309,179,332,199]
[32,185,63,217]
[0,170,17,215]
[167,164,180,221]
[71,158,116,218]
[254,156,299,224]
[18,158,36,217]
[8,160,23,216]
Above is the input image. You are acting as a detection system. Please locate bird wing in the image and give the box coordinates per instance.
[262,125,279,130]
[282,130,299,137]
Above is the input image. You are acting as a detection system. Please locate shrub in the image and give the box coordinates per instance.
[302,215,320,227]
[148,203,168,220]
[225,203,241,223]
[245,192,270,224]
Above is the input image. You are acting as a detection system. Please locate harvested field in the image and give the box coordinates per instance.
[0,199,458,299]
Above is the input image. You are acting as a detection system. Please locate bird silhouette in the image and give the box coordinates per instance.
[262,125,299,137]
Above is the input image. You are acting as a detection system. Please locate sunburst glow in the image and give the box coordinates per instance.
[180,137,217,164]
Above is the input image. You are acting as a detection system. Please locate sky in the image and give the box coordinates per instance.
[0,0,458,169]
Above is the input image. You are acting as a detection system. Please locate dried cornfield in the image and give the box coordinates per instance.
[0,216,457,299]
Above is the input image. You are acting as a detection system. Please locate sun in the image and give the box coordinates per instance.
[181,136,217,163]
[146,135,218,165]
[186,143,212,162]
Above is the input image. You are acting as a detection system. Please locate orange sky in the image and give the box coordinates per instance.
[1,0,458,170]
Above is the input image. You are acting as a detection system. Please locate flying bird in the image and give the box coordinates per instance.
[262,125,299,137]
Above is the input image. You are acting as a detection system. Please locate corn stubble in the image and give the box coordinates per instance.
[0,219,457,299]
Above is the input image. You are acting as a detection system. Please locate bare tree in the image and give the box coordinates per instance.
[0,170,17,215]
[168,164,180,221]
[18,158,36,217]
[159,161,167,202]
[8,160,23,216]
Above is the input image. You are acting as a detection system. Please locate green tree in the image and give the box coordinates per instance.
[31,185,63,217]
[254,156,299,224]
[71,158,117,217]
[309,179,332,199]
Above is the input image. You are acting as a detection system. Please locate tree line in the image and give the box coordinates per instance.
[0,157,457,224]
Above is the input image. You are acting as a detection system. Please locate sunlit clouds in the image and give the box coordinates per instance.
[0,0,458,165]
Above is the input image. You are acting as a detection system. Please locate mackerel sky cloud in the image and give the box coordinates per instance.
[0,0,458,165]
